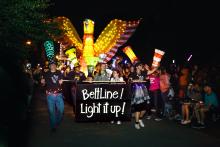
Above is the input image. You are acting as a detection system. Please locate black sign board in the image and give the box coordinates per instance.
[74,83,131,122]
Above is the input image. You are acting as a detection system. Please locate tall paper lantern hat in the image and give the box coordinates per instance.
[152,49,165,68]
[122,46,138,64]
[44,40,55,62]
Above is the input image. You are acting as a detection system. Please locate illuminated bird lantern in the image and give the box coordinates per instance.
[52,17,141,76]
[122,46,139,64]
[43,40,55,62]
[152,49,165,68]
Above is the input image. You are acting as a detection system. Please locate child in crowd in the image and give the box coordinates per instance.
[110,69,125,125]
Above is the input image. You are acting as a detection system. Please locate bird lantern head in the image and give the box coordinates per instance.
[83,19,94,34]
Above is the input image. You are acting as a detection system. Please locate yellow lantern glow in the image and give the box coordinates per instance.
[83,19,94,34]
[65,48,78,64]
[122,46,138,64]
[51,17,140,75]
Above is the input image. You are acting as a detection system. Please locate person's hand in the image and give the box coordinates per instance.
[41,78,45,85]
[59,79,63,85]
[144,64,150,70]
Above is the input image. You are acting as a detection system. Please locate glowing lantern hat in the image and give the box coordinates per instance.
[44,40,55,62]
[122,46,139,64]
[65,48,78,65]
[152,49,165,68]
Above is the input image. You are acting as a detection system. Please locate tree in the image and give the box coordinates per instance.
[0,0,59,61]
[0,0,59,146]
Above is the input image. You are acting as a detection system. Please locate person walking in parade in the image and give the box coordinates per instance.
[129,62,157,129]
[41,61,64,132]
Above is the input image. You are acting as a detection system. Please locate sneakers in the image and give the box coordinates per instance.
[199,124,206,129]
[110,121,122,125]
[116,121,122,125]
[174,114,182,121]
[151,109,157,113]
[139,120,145,127]
[181,120,191,125]
[134,119,145,129]
[146,115,152,120]
[135,123,140,129]
[199,122,205,128]
[192,123,201,129]
[154,118,162,121]
[192,123,205,129]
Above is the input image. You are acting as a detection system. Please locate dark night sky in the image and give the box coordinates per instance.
[50,0,220,65]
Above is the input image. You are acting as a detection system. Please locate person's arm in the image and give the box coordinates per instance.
[147,68,157,75]
[94,75,98,81]
[58,72,64,85]
[119,77,124,82]
[40,77,45,86]
[208,94,219,108]
[40,72,46,86]
[144,64,158,75]
[82,73,87,81]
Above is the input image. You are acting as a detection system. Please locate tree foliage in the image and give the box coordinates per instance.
[0,0,59,61]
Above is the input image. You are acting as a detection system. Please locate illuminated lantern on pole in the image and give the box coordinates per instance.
[43,40,55,62]
[65,48,78,67]
[122,46,139,64]
[152,49,165,68]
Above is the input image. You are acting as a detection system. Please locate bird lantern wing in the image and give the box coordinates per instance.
[52,16,83,52]
[93,19,127,56]
[96,19,141,62]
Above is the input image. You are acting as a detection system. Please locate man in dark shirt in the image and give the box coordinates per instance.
[67,64,86,107]
[67,64,86,83]
[41,61,64,132]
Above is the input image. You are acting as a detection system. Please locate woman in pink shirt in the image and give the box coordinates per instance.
[149,70,162,121]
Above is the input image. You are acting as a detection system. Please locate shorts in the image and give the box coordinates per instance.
[133,101,147,112]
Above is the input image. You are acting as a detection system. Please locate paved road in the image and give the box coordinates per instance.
[26,88,220,147]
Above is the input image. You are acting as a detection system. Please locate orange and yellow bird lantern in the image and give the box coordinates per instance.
[122,46,139,64]
[51,17,141,76]
[152,49,165,68]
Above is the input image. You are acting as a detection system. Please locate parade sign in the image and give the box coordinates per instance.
[74,83,131,122]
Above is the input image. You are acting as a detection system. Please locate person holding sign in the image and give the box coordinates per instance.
[110,69,124,82]
[66,63,86,107]
[41,61,64,132]
[67,63,86,83]
[94,62,110,81]
[110,69,125,125]
[129,62,157,129]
